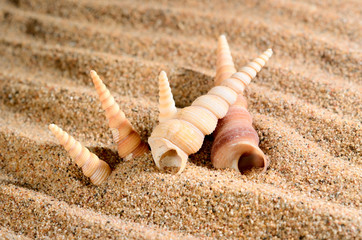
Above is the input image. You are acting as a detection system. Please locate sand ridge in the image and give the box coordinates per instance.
[0,0,361,239]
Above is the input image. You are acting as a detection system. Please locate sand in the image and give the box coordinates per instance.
[0,0,361,239]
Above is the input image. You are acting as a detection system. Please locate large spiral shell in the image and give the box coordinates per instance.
[215,35,237,85]
[211,35,271,173]
[49,124,111,185]
[158,71,177,122]
[90,70,148,159]
[149,49,272,173]
[211,96,268,173]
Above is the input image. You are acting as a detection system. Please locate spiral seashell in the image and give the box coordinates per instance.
[90,70,148,158]
[158,71,177,122]
[211,36,272,174]
[149,85,231,174]
[215,35,237,86]
[148,48,272,173]
[211,96,268,173]
[49,124,111,185]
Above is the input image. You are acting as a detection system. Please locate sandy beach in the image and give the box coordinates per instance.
[0,0,361,239]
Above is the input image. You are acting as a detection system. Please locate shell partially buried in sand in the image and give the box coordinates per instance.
[149,48,272,174]
[212,35,270,173]
[49,124,111,185]
[90,70,149,159]
[211,96,268,173]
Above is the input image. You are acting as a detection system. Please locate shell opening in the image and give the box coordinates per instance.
[238,152,265,174]
[212,141,268,174]
[148,138,188,174]
[160,150,182,174]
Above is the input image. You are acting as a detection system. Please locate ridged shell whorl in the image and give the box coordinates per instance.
[158,71,177,122]
[215,35,237,85]
[90,70,148,159]
[211,96,268,173]
[219,48,273,93]
[149,47,271,173]
[49,124,111,185]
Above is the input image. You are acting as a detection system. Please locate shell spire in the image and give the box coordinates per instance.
[90,70,148,158]
[158,71,177,122]
[211,96,268,173]
[215,35,237,85]
[219,48,273,93]
[49,124,111,185]
[149,48,272,174]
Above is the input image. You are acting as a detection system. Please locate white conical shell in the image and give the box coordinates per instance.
[49,124,111,185]
[158,71,177,122]
[149,78,236,173]
[90,70,148,158]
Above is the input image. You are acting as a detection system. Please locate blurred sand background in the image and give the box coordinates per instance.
[0,0,361,239]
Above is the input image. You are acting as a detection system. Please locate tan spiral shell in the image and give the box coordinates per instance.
[149,48,272,173]
[49,124,111,185]
[211,96,268,173]
[215,35,237,85]
[90,70,148,159]
[158,71,177,122]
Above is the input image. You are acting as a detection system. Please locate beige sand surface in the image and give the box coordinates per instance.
[0,0,361,239]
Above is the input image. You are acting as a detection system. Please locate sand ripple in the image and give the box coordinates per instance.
[0,0,361,239]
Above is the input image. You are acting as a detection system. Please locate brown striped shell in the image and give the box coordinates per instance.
[49,124,111,185]
[211,96,268,173]
[211,35,272,173]
[149,48,272,173]
[90,70,148,159]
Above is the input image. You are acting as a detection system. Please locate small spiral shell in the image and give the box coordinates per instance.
[158,71,177,122]
[90,70,148,158]
[211,96,268,173]
[215,35,237,86]
[49,124,111,185]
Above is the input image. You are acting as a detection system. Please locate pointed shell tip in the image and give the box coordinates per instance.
[90,70,102,85]
[159,71,167,78]
[90,70,99,80]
